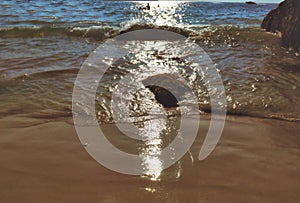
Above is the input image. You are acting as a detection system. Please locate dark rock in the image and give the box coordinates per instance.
[261,0,300,53]
[143,74,190,108]
[145,85,179,108]
[246,1,256,5]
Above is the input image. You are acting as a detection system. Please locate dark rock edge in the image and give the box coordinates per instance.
[261,0,300,54]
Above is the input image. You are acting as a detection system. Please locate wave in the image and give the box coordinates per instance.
[0,23,245,40]
[0,26,119,40]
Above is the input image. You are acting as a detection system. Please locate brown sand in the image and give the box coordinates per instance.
[0,116,299,203]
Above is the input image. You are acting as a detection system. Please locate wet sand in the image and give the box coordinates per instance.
[0,116,299,202]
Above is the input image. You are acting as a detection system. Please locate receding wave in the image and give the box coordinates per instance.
[0,24,198,40]
[0,26,115,39]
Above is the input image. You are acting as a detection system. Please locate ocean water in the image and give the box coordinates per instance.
[0,0,300,124]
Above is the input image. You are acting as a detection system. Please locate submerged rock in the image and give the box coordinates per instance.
[143,74,190,108]
[145,85,179,108]
[261,0,300,54]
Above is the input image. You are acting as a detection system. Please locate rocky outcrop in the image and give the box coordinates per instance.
[261,0,300,53]
[246,1,256,5]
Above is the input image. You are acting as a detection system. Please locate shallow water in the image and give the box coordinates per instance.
[0,1,276,28]
[0,2,300,122]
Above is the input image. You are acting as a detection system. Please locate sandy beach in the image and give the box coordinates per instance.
[0,116,299,203]
[1,1,300,202]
